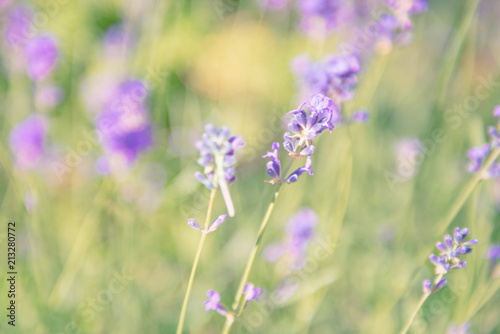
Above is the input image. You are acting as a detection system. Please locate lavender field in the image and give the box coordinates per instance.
[0,0,500,333]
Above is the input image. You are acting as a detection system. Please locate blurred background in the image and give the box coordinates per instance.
[0,0,500,333]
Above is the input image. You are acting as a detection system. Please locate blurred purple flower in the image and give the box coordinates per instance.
[264,208,318,270]
[351,109,369,123]
[4,4,32,47]
[486,244,500,261]
[23,35,59,81]
[466,144,490,173]
[488,126,500,148]
[204,290,228,316]
[96,80,153,165]
[194,124,244,217]
[292,54,361,103]
[243,283,262,302]
[35,85,64,110]
[296,0,353,37]
[9,115,47,169]
[447,322,472,334]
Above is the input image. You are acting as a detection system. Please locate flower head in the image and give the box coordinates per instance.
[194,124,244,217]
[9,115,47,169]
[296,0,352,37]
[96,80,153,166]
[264,208,318,269]
[263,143,313,184]
[292,54,361,103]
[351,110,370,124]
[4,4,32,47]
[243,283,262,302]
[23,35,59,81]
[430,227,478,275]
[204,290,228,316]
[466,144,490,173]
[284,94,339,157]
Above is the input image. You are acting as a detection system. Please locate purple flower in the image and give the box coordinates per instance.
[204,290,228,316]
[284,94,338,157]
[23,35,59,81]
[4,4,32,47]
[351,110,369,123]
[194,124,244,217]
[243,283,262,302]
[9,115,47,169]
[466,144,490,173]
[486,244,500,261]
[493,105,500,118]
[447,322,472,334]
[96,80,153,165]
[429,227,477,275]
[296,0,353,37]
[263,143,313,184]
[187,214,228,233]
[35,85,64,110]
[264,208,318,269]
[488,126,500,148]
[422,278,447,294]
[292,54,361,103]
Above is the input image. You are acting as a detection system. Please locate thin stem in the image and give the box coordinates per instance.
[400,274,443,334]
[437,148,500,235]
[176,188,217,334]
[221,186,282,334]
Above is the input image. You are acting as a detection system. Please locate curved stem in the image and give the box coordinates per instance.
[400,274,443,334]
[176,188,217,334]
[221,186,282,334]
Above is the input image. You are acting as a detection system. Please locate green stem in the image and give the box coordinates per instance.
[437,148,500,235]
[176,188,217,334]
[221,186,282,334]
[400,274,443,334]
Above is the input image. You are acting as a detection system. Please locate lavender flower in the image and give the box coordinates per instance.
[486,244,500,276]
[4,4,32,47]
[430,227,478,274]
[96,80,153,166]
[194,124,244,217]
[204,290,228,316]
[264,208,318,269]
[9,115,47,169]
[488,126,500,148]
[486,244,500,261]
[292,54,361,103]
[23,35,59,81]
[423,228,477,295]
[263,143,313,184]
[447,322,472,334]
[187,214,228,233]
[35,85,64,110]
[285,94,338,156]
[243,283,262,302]
[466,144,490,173]
[296,0,352,37]
[351,109,370,124]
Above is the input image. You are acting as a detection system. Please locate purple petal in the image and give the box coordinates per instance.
[208,214,228,232]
